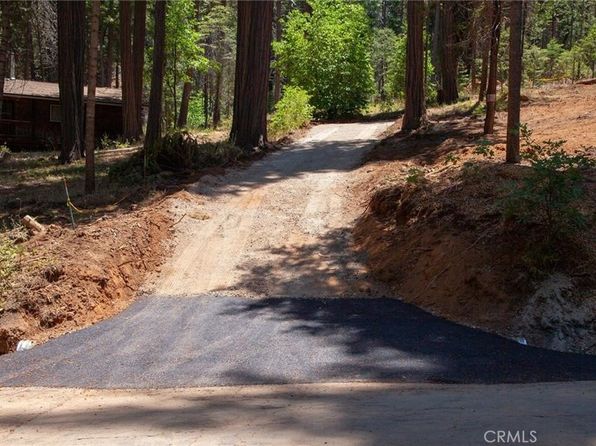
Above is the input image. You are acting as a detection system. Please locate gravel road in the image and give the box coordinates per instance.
[1,121,595,389]
[153,121,393,297]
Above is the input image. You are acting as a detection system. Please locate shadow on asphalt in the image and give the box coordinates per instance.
[1,296,595,388]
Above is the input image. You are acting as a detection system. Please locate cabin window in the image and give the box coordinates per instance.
[49,104,61,123]
[0,101,13,119]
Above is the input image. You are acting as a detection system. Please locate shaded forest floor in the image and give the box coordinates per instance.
[355,83,596,353]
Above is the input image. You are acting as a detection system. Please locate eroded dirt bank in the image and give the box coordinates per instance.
[355,84,596,353]
[0,199,174,353]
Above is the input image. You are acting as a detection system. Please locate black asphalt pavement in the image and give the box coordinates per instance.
[1,296,596,388]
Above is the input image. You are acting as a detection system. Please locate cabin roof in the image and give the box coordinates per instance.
[3,79,122,104]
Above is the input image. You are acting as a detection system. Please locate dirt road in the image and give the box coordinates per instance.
[153,122,392,297]
[2,382,596,445]
[1,122,596,444]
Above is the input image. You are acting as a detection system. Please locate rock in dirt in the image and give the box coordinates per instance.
[517,274,596,353]
[0,313,30,354]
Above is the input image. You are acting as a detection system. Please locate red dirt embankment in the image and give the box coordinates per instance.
[355,84,596,353]
[0,195,182,354]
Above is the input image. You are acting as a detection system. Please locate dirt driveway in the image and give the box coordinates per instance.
[152,121,392,297]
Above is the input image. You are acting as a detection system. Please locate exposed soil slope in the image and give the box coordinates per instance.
[355,84,596,353]
[0,198,175,353]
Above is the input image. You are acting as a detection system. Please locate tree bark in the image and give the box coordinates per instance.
[57,0,85,163]
[483,0,501,135]
[103,15,115,87]
[402,0,426,131]
[85,0,101,194]
[120,0,139,140]
[177,80,192,128]
[0,3,12,116]
[213,70,222,127]
[144,0,167,156]
[478,0,491,102]
[230,0,274,149]
[506,0,523,163]
[133,0,146,137]
[438,1,458,104]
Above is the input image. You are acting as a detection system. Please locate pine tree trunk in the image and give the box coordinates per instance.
[85,0,100,194]
[230,0,274,149]
[57,0,85,163]
[120,0,139,140]
[144,0,167,156]
[24,2,34,80]
[133,0,146,137]
[103,18,115,87]
[483,0,501,134]
[177,80,192,128]
[213,70,222,127]
[402,0,426,131]
[478,0,491,102]
[0,3,12,116]
[438,1,458,104]
[506,0,523,163]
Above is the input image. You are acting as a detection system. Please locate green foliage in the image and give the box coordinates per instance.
[502,125,595,241]
[151,0,209,129]
[269,86,314,138]
[385,31,435,104]
[443,153,460,165]
[577,24,596,76]
[186,93,206,129]
[523,45,549,85]
[0,233,21,295]
[99,134,132,150]
[405,167,427,185]
[474,139,495,159]
[274,0,374,118]
[371,27,398,102]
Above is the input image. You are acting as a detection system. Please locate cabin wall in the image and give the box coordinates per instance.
[0,96,123,151]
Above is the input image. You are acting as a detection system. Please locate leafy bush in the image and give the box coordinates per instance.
[0,234,21,295]
[269,86,314,138]
[0,144,10,164]
[273,0,374,118]
[503,125,595,241]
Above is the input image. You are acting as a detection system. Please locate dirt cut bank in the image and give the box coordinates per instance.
[355,84,596,354]
[0,196,178,354]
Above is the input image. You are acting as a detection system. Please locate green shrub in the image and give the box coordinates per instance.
[502,125,595,242]
[269,86,314,138]
[273,0,374,118]
[405,167,427,185]
[0,234,21,295]
[474,139,495,159]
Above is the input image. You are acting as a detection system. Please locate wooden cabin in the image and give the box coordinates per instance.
[0,79,123,150]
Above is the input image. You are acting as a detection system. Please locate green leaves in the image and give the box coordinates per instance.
[269,86,314,138]
[502,125,595,242]
[274,0,374,118]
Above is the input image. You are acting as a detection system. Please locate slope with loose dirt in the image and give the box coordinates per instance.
[355,84,596,353]
[0,198,175,353]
